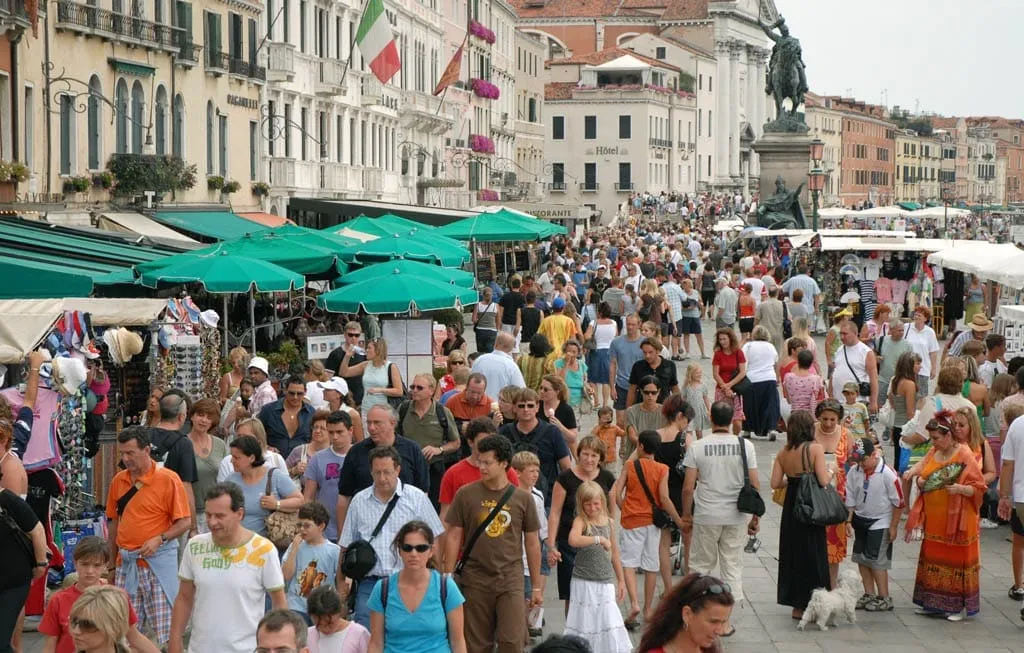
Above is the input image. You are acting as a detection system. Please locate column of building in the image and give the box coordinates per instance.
[714,38,731,186]
[746,45,761,179]
[728,41,741,181]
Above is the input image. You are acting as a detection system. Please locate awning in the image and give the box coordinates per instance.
[97,212,199,244]
[288,198,479,228]
[238,212,292,228]
[819,237,972,252]
[928,243,1024,290]
[107,57,156,76]
[61,298,167,326]
[153,211,267,241]
[998,305,1024,322]
[0,259,95,300]
[898,202,923,211]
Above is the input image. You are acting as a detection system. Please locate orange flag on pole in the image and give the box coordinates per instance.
[433,43,464,96]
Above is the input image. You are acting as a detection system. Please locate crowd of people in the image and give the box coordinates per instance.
[2,216,1023,653]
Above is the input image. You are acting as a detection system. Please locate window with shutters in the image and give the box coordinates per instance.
[249,121,258,180]
[619,115,630,139]
[59,95,74,175]
[218,114,227,176]
[172,94,184,158]
[584,116,596,140]
[115,79,128,154]
[284,103,293,157]
[584,162,596,189]
[552,116,564,140]
[154,85,167,156]
[300,107,308,160]
[87,76,101,169]
[206,101,215,174]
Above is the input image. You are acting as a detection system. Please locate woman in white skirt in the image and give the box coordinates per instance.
[564,481,632,651]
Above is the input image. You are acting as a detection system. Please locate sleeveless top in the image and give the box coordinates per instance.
[475,302,498,331]
[891,391,910,427]
[572,523,615,582]
[962,380,984,421]
[361,361,391,412]
[594,322,617,349]
[966,284,984,304]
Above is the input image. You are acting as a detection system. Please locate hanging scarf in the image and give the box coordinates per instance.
[905,443,987,541]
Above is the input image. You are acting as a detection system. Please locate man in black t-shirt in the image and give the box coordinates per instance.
[147,391,199,527]
[627,337,680,405]
[497,277,525,350]
[587,265,611,304]
[520,291,543,343]
[327,320,367,406]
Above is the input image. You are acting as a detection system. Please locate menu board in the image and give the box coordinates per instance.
[382,318,436,380]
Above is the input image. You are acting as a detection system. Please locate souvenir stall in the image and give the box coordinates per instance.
[931,242,1024,344]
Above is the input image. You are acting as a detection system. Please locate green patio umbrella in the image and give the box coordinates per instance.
[375,213,438,232]
[434,209,560,242]
[138,250,304,292]
[338,232,470,267]
[338,259,475,288]
[486,207,568,237]
[317,268,479,313]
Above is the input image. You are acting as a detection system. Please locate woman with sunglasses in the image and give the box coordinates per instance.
[636,573,735,653]
[624,377,666,461]
[903,410,987,621]
[367,521,466,653]
[66,585,132,653]
[437,350,467,399]
[341,338,404,422]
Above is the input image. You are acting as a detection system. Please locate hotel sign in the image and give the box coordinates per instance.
[586,147,629,156]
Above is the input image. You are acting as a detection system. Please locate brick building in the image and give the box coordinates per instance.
[827,97,896,207]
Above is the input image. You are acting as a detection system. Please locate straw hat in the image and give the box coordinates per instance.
[967,314,993,332]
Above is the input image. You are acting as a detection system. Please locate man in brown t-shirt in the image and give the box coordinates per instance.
[444,435,541,653]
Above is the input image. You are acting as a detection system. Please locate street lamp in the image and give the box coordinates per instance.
[941,183,955,237]
[808,138,825,231]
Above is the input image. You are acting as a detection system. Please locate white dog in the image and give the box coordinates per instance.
[797,568,861,631]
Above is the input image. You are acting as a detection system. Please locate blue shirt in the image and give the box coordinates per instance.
[302,448,347,540]
[284,540,341,613]
[367,570,464,653]
[336,436,430,499]
[224,468,298,537]
[608,334,644,389]
[258,399,316,458]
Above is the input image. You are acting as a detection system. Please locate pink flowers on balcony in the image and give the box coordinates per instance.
[470,78,500,100]
[477,189,499,201]
[469,134,495,154]
[468,20,496,44]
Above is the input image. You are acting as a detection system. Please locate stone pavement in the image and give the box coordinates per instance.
[19,327,1024,652]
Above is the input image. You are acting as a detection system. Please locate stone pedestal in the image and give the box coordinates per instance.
[751,130,812,213]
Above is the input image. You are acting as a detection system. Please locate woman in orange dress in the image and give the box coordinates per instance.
[814,399,849,589]
[903,410,987,621]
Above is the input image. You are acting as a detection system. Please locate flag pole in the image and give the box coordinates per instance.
[339,0,370,90]
[435,31,469,116]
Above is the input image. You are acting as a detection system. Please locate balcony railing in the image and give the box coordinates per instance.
[250,64,266,82]
[175,40,202,66]
[614,182,634,191]
[0,0,30,26]
[648,138,671,148]
[267,42,296,81]
[206,49,229,74]
[579,182,599,192]
[548,181,566,191]
[55,0,183,51]
[316,59,346,96]
[229,57,251,77]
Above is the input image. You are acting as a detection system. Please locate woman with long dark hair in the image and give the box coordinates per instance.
[889,352,921,471]
[636,572,735,653]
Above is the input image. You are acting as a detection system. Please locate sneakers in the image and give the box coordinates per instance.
[980,518,1000,529]
[768,430,781,442]
[865,596,894,612]
[1009,585,1024,600]
[856,593,875,610]
[946,609,967,622]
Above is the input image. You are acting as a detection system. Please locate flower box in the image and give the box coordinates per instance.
[468,20,496,44]
[469,134,495,154]
[470,78,500,100]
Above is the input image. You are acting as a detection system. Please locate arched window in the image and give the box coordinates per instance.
[115,79,129,154]
[172,94,185,158]
[87,75,102,169]
[154,85,168,155]
[206,101,215,174]
[130,81,145,153]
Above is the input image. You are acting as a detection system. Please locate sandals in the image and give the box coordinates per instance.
[623,617,641,631]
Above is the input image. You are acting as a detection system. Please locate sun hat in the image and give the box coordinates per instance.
[842,381,859,394]
[248,356,270,375]
[52,357,87,395]
[318,377,350,396]
[967,314,993,332]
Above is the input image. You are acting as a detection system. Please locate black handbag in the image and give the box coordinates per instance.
[782,301,792,339]
[634,460,674,529]
[340,492,401,581]
[736,437,765,517]
[730,364,752,396]
[793,443,849,526]
[842,346,872,398]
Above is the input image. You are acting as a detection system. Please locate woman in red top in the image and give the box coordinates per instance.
[637,573,735,653]
[737,284,756,343]
[711,328,746,435]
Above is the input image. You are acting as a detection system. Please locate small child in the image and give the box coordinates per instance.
[563,481,631,650]
[682,362,712,434]
[305,585,369,653]
[284,501,341,623]
[841,381,872,443]
[590,407,625,467]
[845,438,904,612]
[512,451,549,638]
[39,536,159,653]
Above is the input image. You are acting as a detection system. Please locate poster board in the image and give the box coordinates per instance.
[306,334,344,360]
[382,319,434,381]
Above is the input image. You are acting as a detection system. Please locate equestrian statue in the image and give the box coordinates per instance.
[759,14,810,133]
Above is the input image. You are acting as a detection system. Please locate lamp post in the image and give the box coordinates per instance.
[941,183,955,237]
[808,138,825,232]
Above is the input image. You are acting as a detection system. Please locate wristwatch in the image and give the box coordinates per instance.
[160,533,168,543]
[34,561,48,568]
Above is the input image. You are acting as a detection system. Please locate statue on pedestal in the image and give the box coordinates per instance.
[759,14,810,133]
[755,176,806,229]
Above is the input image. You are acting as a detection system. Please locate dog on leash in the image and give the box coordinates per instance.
[797,568,861,631]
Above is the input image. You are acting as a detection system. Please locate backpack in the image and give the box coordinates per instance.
[147,428,183,469]
[396,400,451,437]
[0,493,34,560]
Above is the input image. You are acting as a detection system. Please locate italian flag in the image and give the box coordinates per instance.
[356,0,401,84]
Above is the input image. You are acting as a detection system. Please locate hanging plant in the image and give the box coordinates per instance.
[222,180,241,194]
[207,175,225,191]
[468,20,496,44]
[470,78,500,100]
[63,176,91,193]
[469,134,495,154]
[251,181,270,197]
[8,162,29,183]
[92,171,114,189]
[0,161,11,182]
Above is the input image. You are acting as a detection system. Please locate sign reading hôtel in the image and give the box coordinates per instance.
[585,147,628,156]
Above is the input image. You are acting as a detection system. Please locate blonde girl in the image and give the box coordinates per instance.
[683,362,712,434]
[564,481,631,651]
[67,585,131,653]
[953,406,998,486]
[986,373,1016,439]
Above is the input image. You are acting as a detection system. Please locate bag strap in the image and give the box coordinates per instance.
[370,493,401,541]
[842,346,864,385]
[265,467,275,496]
[115,481,143,517]
[737,437,751,487]
[633,459,659,508]
[456,484,516,574]
[801,442,812,474]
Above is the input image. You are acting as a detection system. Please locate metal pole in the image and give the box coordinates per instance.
[250,287,257,352]
[812,189,820,232]
[223,294,229,357]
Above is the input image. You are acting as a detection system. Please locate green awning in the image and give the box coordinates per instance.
[0,222,172,265]
[107,58,156,77]
[153,211,267,241]
[898,202,922,211]
[0,257,94,298]
[94,268,140,286]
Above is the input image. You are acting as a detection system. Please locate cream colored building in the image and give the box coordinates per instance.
[544,50,696,223]
[967,126,999,204]
[895,130,923,204]
[19,0,264,207]
[804,94,842,207]
[513,29,545,201]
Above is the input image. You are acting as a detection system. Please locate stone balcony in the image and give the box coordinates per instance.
[269,158,361,195]
[398,93,454,134]
[315,59,346,96]
[266,42,295,82]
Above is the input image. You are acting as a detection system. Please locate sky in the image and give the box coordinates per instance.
[776,0,1022,118]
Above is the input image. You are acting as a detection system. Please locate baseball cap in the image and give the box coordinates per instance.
[848,437,875,464]
[318,376,350,396]
[248,356,270,375]
[597,264,607,270]
[552,297,566,309]
[841,381,859,394]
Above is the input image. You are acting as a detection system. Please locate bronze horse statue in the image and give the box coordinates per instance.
[760,16,808,122]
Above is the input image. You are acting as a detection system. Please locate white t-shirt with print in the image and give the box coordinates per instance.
[1002,417,1024,503]
[179,532,286,653]
[682,433,757,526]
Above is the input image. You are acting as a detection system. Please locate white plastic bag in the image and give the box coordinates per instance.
[877,400,895,428]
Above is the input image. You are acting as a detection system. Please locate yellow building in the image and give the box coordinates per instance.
[805,93,842,206]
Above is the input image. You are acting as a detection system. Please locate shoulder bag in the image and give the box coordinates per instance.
[264,467,300,549]
[385,362,407,409]
[454,484,517,575]
[730,351,751,395]
[633,460,673,529]
[736,438,765,517]
[793,443,848,526]
[782,300,792,339]
[340,492,401,581]
[842,346,872,398]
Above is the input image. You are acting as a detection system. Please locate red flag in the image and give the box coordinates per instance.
[433,43,464,96]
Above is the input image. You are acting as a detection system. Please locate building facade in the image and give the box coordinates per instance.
[0,0,33,202]
[512,29,545,200]
[829,97,895,207]
[543,49,696,221]
[804,93,842,207]
[966,125,998,204]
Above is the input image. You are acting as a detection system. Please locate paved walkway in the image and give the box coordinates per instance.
[20,327,1024,652]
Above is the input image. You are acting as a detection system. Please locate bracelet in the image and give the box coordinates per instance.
[276,500,281,511]
[30,368,40,372]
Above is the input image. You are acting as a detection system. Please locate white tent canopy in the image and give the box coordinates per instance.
[848,205,908,218]
[818,207,852,219]
[97,212,199,244]
[908,206,972,219]
[820,237,973,252]
[998,305,1024,322]
[928,243,1024,290]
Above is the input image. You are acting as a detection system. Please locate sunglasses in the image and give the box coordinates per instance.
[694,578,732,600]
[70,617,98,632]
[450,361,466,366]
[925,420,950,433]
[346,332,361,338]
[286,390,305,397]
[400,543,431,553]
[410,385,429,391]
[517,403,537,408]
[642,389,659,395]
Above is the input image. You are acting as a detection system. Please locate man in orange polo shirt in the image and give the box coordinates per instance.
[106,426,190,647]
[445,373,495,431]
